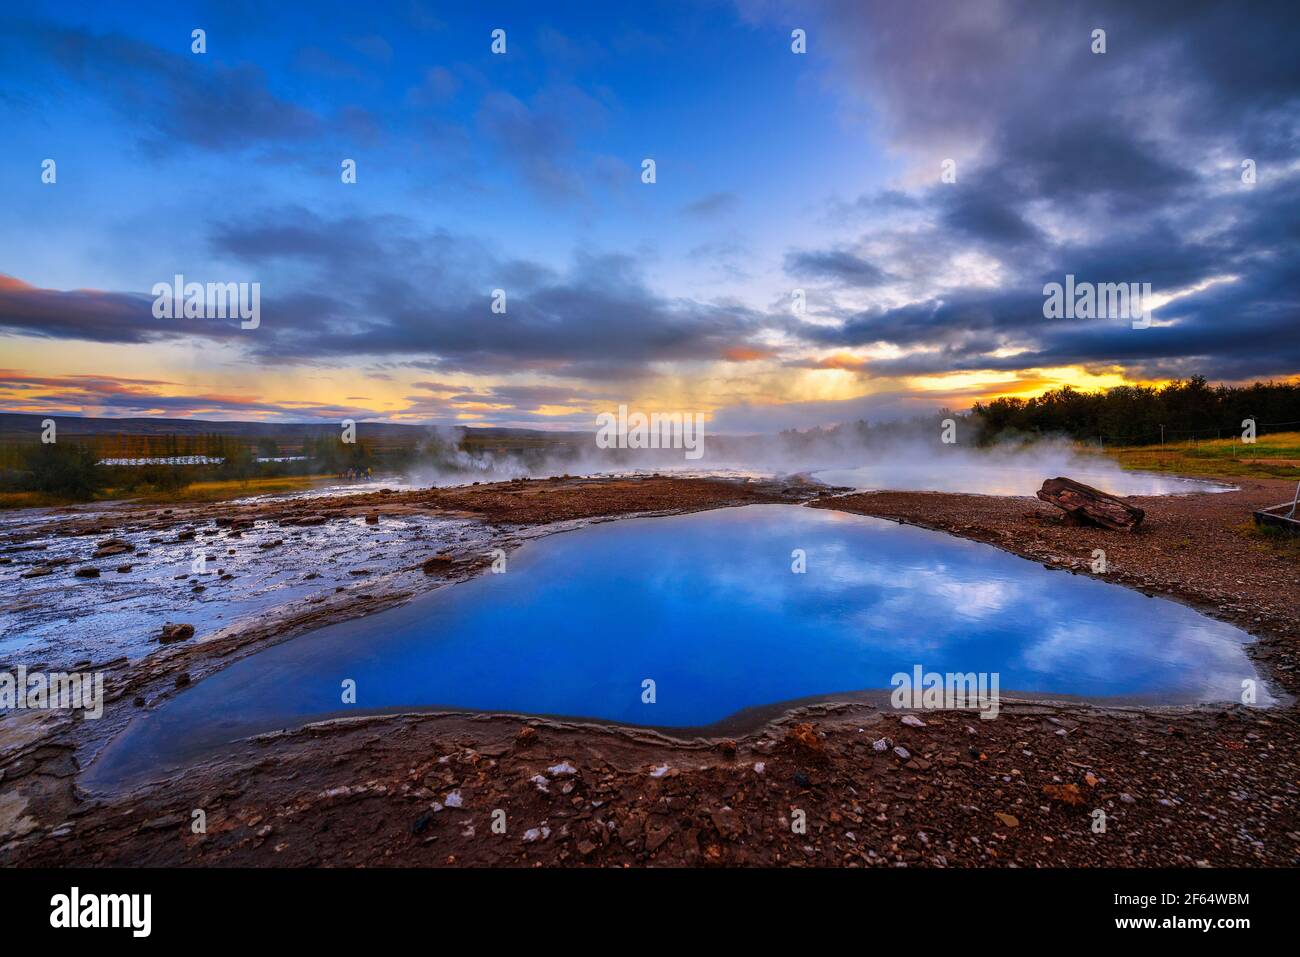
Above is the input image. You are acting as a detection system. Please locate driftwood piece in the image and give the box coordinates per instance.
[1036,476,1145,531]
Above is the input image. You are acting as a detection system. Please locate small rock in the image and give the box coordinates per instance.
[786,722,826,758]
[139,813,185,831]
[1043,783,1085,806]
[159,623,195,643]
[521,825,551,843]
[710,806,742,841]
[93,540,134,558]
[421,555,453,574]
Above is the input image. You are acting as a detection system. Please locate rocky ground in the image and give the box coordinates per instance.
[6,700,1297,867]
[8,474,807,541]
[2,474,1298,867]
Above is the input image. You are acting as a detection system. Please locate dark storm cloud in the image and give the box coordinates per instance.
[769,0,1300,383]
[2,207,776,375]
[784,0,1300,157]
[940,192,1042,246]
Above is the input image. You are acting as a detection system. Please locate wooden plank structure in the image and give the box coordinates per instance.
[1253,482,1300,534]
[1036,476,1145,531]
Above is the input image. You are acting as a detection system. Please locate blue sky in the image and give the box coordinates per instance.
[1,1,1297,430]
[2,1,887,295]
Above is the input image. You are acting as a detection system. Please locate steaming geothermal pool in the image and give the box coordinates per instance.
[88,504,1270,786]
[811,462,1232,496]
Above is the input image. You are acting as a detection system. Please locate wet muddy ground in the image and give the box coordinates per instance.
[1,474,1297,867]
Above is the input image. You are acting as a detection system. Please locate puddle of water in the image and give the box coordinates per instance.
[87,504,1270,787]
[813,463,1231,496]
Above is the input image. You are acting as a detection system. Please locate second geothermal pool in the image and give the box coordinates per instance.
[812,462,1233,496]
[87,504,1270,785]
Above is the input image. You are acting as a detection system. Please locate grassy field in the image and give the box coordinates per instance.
[0,473,339,510]
[1102,430,1300,480]
[124,474,342,504]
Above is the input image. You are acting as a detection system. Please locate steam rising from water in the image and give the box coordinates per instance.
[397,425,1230,497]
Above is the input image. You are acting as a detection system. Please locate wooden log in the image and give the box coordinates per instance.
[1036,476,1145,531]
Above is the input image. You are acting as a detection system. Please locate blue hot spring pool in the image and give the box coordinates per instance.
[87,504,1271,785]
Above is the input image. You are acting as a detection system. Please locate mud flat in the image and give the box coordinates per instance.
[2,474,1298,867]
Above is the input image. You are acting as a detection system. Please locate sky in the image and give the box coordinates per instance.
[0,0,1297,432]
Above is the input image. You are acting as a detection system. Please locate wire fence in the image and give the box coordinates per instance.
[1085,419,1300,449]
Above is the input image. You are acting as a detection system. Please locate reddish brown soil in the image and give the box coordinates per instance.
[6,701,1297,867]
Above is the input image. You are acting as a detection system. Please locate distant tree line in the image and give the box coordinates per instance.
[971,377,1300,445]
[300,433,376,473]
